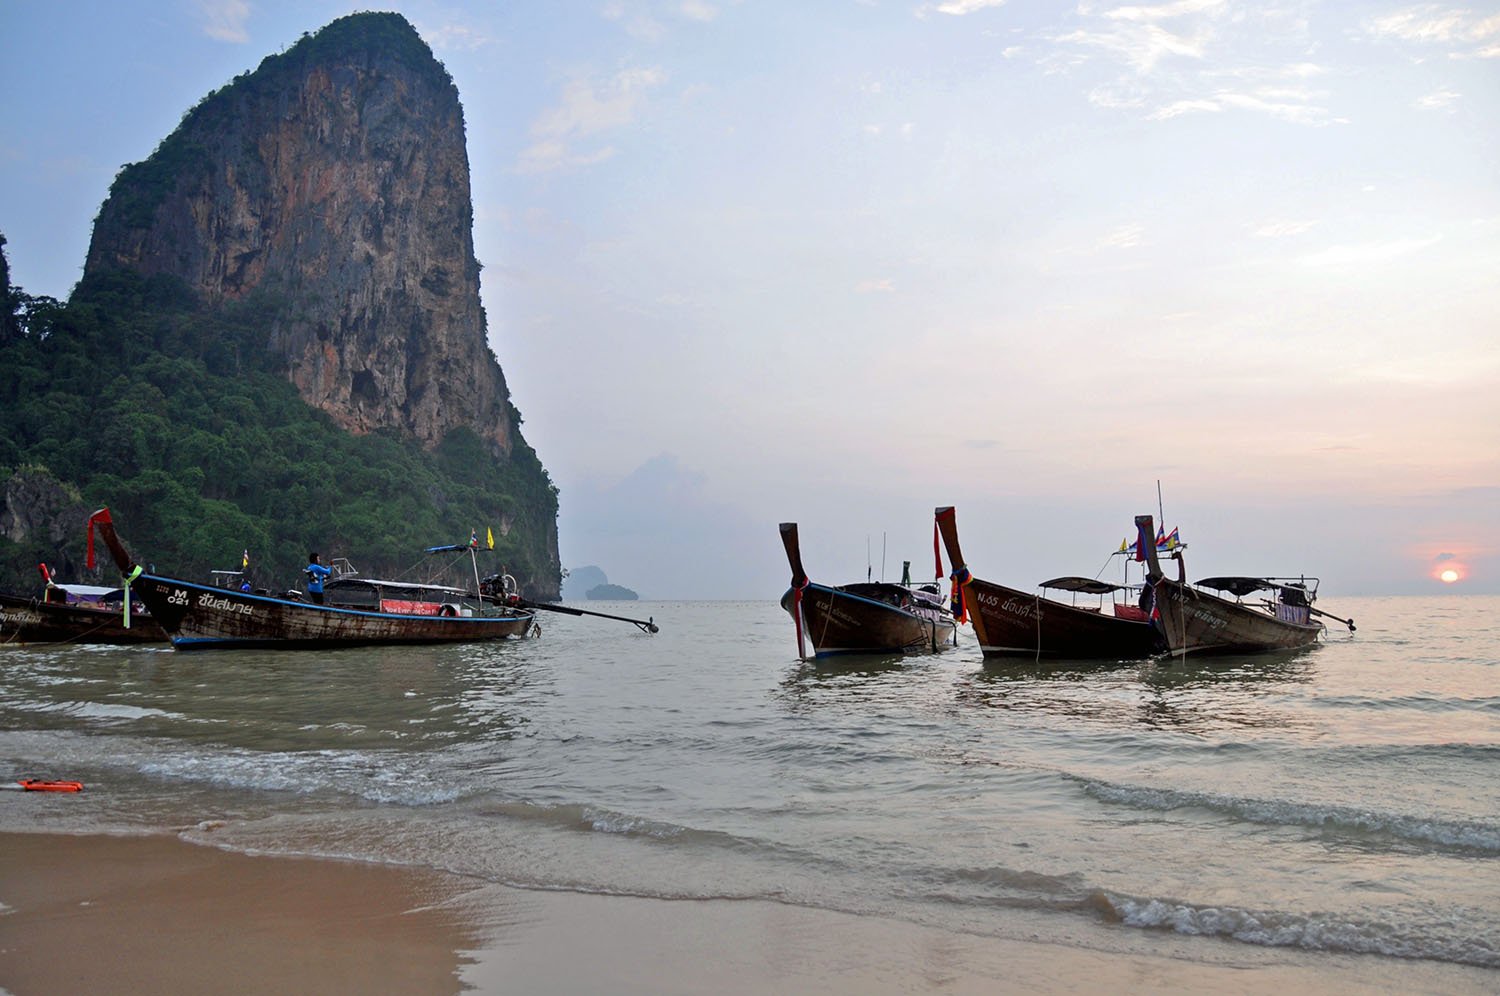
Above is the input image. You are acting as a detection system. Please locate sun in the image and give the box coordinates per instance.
[1440,569,1460,584]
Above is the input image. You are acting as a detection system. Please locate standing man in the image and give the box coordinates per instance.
[305,552,332,605]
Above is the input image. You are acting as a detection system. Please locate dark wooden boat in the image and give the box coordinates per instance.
[935,506,1160,660]
[778,522,957,660]
[0,584,165,646]
[1133,514,1354,658]
[87,508,538,650]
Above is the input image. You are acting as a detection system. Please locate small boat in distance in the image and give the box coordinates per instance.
[1134,514,1355,658]
[778,522,957,660]
[1,566,166,646]
[935,506,1160,661]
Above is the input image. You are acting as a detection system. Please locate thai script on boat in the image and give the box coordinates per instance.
[0,608,45,627]
[975,590,1037,619]
[196,592,256,616]
[806,594,860,629]
[1187,607,1228,630]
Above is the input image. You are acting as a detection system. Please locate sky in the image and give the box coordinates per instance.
[2,0,1497,599]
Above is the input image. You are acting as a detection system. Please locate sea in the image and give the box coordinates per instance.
[2,596,1497,980]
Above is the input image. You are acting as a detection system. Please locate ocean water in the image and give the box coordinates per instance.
[1,596,1497,976]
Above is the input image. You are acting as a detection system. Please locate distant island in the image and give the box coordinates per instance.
[586,583,638,601]
[564,565,641,601]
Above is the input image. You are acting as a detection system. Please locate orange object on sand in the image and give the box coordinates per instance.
[7,779,84,792]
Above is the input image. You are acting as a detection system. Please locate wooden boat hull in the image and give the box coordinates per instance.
[0,592,165,646]
[958,577,1160,660]
[128,574,537,650]
[1152,579,1321,656]
[779,582,956,657]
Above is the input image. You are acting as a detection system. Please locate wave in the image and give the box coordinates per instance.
[1094,891,1500,968]
[136,747,468,805]
[27,700,187,725]
[1310,694,1500,714]
[1080,777,1500,853]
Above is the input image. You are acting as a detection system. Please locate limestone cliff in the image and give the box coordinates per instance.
[84,13,514,457]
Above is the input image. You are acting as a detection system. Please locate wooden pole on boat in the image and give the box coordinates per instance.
[779,522,809,661]
[1308,605,1356,632]
[512,598,658,633]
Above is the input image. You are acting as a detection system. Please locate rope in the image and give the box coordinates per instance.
[1034,593,1043,664]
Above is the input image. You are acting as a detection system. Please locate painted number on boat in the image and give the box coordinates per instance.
[166,589,189,606]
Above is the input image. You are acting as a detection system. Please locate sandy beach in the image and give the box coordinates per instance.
[2,832,1492,995]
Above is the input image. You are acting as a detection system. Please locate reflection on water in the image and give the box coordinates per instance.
[0,639,541,753]
[953,647,1319,736]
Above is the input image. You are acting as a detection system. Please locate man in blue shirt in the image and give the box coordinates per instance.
[305,552,332,605]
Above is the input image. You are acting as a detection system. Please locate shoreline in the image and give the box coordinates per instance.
[3,832,1494,995]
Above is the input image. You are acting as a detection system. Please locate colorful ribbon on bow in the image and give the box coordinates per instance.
[121,564,142,628]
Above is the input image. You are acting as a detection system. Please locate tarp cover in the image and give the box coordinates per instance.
[1038,577,1123,595]
[1196,577,1274,597]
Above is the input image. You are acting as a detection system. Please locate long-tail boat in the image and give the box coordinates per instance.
[87,508,538,650]
[1133,514,1354,658]
[1,566,166,646]
[778,522,957,660]
[935,506,1160,660]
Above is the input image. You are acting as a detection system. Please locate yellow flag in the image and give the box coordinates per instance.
[487,526,495,550]
[1118,539,1127,554]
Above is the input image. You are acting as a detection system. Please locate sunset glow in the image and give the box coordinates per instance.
[1440,569,1460,584]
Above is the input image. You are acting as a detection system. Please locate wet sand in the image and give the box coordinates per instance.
[0,833,480,995]
[2,833,1492,995]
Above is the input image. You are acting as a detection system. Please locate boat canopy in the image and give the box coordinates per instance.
[325,578,467,596]
[1038,577,1124,595]
[55,583,124,602]
[424,544,477,554]
[1196,577,1276,597]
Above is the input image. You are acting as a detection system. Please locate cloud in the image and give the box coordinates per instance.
[1298,236,1441,267]
[1416,88,1462,110]
[1057,22,1207,74]
[1253,219,1317,238]
[916,0,1007,17]
[419,21,495,53]
[561,455,770,598]
[855,279,895,293]
[1054,3,1344,124]
[1365,7,1471,43]
[680,0,718,22]
[518,68,666,174]
[195,0,250,43]
[1097,224,1145,251]
[1364,7,1500,57]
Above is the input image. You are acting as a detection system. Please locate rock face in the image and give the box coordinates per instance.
[0,468,87,577]
[84,13,514,457]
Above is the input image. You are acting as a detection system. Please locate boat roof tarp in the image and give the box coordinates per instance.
[1196,577,1276,597]
[1039,576,1123,595]
[424,544,475,554]
[326,578,467,595]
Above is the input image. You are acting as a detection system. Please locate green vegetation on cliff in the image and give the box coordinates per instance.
[0,263,559,596]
